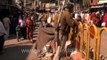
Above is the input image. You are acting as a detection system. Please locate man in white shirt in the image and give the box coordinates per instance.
[0,20,7,54]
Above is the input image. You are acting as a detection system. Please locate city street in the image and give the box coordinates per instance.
[0,0,107,60]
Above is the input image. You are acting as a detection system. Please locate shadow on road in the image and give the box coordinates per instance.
[5,34,17,41]
[0,45,32,60]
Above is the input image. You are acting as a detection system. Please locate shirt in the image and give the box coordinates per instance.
[103,13,107,27]
[0,21,7,36]
[19,19,26,27]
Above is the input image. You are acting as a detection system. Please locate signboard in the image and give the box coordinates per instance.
[90,3,107,9]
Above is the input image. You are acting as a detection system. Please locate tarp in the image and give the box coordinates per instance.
[36,27,55,50]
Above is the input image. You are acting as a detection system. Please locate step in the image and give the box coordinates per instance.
[33,35,38,38]
[33,31,38,35]
[33,38,38,41]
[35,27,38,29]
[34,29,38,31]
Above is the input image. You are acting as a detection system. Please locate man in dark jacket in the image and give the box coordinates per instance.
[58,3,75,57]
[53,3,75,60]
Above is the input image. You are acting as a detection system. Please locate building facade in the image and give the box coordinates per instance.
[0,0,16,5]
[0,0,21,19]
[90,0,99,5]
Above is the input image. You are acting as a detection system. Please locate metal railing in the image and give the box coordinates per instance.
[79,23,99,60]
[97,27,107,60]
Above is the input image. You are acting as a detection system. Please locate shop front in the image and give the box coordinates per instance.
[90,3,107,12]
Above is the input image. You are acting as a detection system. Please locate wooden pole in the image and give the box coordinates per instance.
[53,0,66,60]
[24,0,26,7]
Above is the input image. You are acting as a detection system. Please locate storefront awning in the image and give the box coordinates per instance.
[90,3,107,9]
[98,0,107,4]
[91,4,104,8]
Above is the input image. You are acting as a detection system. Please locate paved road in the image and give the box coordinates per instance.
[0,30,40,60]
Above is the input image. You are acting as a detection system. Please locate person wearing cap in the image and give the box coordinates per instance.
[58,3,75,56]
[53,3,76,60]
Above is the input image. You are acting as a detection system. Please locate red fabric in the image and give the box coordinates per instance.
[25,17,33,40]
[103,13,107,27]
[90,12,99,25]
[90,13,95,21]
[75,40,79,50]
[93,17,99,25]
[26,17,33,27]
[89,26,95,39]
[51,40,56,54]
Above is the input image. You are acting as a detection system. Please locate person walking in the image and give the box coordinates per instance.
[60,3,75,49]
[19,16,26,39]
[16,23,21,42]
[25,16,33,42]
[53,3,75,60]
[0,20,7,54]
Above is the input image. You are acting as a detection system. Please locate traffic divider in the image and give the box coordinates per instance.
[89,24,98,60]
[97,27,107,60]
[67,23,107,60]
[83,23,90,60]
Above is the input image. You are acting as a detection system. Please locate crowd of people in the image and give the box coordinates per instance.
[0,11,36,54]
[16,14,34,42]
[36,7,107,29]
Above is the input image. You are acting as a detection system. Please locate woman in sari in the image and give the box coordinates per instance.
[26,16,33,42]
